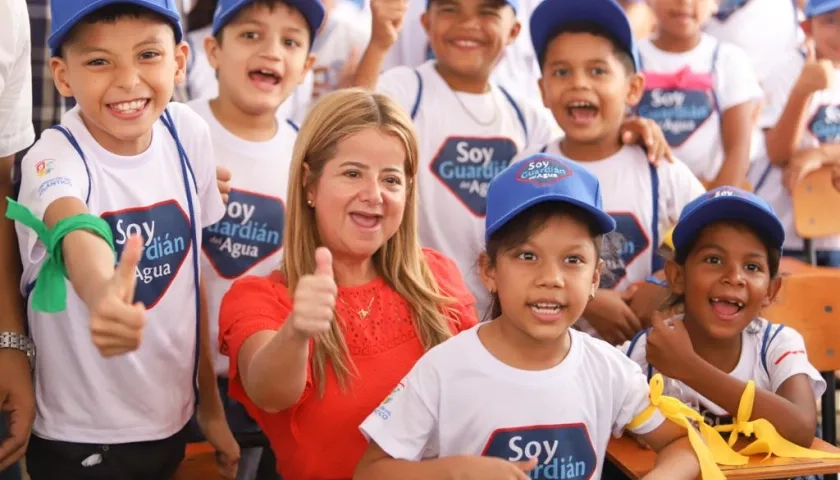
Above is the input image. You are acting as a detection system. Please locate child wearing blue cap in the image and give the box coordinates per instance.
[9,1,239,478]
[635,0,761,189]
[354,153,699,480]
[520,0,705,346]
[351,0,674,317]
[186,0,324,477]
[751,0,840,267]
[623,187,825,449]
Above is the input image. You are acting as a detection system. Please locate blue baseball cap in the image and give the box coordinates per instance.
[485,154,616,243]
[213,0,326,43]
[805,0,840,18]
[672,187,785,262]
[426,0,519,12]
[529,0,639,71]
[49,0,184,57]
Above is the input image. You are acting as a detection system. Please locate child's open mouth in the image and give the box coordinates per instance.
[566,101,599,126]
[107,99,150,119]
[709,297,745,321]
[528,302,567,322]
[248,68,281,89]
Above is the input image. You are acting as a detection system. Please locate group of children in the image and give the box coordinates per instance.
[5,0,840,477]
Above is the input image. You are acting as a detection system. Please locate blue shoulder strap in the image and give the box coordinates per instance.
[498,86,528,140]
[286,119,300,132]
[625,328,655,381]
[649,163,664,272]
[410,69,424,121]
[760,322,786,377]
[50,125,94,205]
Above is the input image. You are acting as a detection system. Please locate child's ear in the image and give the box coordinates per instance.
[478,252,498,294]
[538,76,549,109]
[592,259,604,296]
[763,276,783,307]
[50,57,73,98]
[625,71,645,107]
[506,20,522,46]
[174,41,190,85]
[801,19,812,37]
[421,11,431,36]
[664,259,684,296]
[205,35,221,70]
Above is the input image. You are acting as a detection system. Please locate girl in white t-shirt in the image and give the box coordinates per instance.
[623,187,824,448]
[636,0,762,188]
[354,154,701,480]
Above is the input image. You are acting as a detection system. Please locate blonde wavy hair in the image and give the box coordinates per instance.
[283,88,461,395]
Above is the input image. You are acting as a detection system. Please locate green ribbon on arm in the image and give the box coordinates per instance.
[5,197,115,313]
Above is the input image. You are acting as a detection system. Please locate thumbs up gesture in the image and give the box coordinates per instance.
[289,247,338,340]
[88,234,147,357]
[796,41,834,96]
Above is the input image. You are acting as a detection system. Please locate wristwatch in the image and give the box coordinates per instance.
[0,332,36,371]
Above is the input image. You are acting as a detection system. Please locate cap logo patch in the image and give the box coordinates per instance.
[516,157,572,185]
[708,188,742,199]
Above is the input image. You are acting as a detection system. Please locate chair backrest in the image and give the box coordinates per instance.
[762,272,840,372]
[793,166,840,239]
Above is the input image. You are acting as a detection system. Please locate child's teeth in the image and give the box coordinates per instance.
[112,100,146,112]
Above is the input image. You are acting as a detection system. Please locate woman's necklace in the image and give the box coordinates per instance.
[340,296,376,319]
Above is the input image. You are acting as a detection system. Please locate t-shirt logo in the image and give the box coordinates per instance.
[35,159,54,178]
[374,381,405,420]
[600,213,650,289]
[808,104,840,144]
[431,137,518,217]
[516,158,572,185]
[203,189,285,279]
[102,200,192,308]
[482,424,597,480]
[713,0,750,21]
[637,70,716,147]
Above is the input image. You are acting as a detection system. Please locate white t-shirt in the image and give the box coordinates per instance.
[360,324,665,477]
[622,318,825,426]
[16,103,226,443]
[636,34,763,182]
[377,0,546,109]
[376,60,557,316]
[749,52,840,251]
[185,25,315,124]
[188,99,296,376]
[704,0,804,86]
[516,143,705,292]
[0,0,34,156]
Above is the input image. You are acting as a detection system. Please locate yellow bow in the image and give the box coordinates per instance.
[627,374,747,480]
[715,379,840,461]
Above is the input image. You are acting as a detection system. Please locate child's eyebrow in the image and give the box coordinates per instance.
[694,242,767,259]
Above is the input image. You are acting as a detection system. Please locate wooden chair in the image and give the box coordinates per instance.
[763,271,840,473]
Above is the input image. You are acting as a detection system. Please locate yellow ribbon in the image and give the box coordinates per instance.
[714,379,840,461]
[627,374,745,480]
[663,226,675,250]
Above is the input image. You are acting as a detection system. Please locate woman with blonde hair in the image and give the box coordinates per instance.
[218,88,478,480]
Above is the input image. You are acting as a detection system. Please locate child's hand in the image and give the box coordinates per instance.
[369,0,407,50]
[585,289,643,345]
[626,281,670,328]
[450,456,538,479]
[783,147,828,193]
[795,42,834,96]
[196,405,241,479]
[216,165,232,204]
[88,235,147,357]
[289,247,337,340]
[645,313,698,382]
[619,117,676,166]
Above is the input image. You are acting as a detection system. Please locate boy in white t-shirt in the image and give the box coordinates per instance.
[636,0,762,188]
[8,1,239,478]
[309,0,370,101]
[353,0,673,315]
[186,0,323,477]
[354,154,701,480]
[517,0,706,345]
[751,0,840,267]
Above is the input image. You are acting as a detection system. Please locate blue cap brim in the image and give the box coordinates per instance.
[672,197,785,261]
[805,0,840,17]
[212,0,326,42]
[485,193,617,243]
[48,0,184,57]
[529,0,639,71]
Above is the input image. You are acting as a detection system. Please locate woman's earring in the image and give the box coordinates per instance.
[307,199,314,207]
